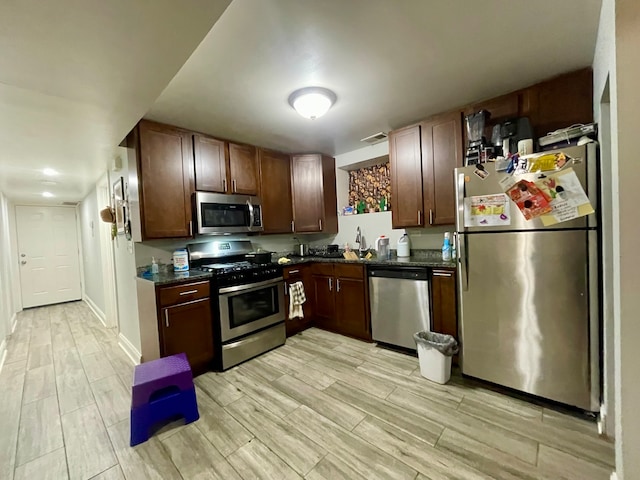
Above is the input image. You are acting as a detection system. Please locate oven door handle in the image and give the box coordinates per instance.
[218,277,283,295]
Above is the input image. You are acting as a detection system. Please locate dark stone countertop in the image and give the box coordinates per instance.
[137,249,456,286]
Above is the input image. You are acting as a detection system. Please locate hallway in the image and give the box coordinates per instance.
[0,302,614,480]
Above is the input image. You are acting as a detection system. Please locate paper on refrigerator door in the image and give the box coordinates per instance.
[464,194,511,227]
[537,168,594,226]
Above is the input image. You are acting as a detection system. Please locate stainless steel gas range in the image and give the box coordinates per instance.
[188,241,285,370]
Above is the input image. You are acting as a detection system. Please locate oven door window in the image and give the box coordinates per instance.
[228,285,279,329]
[201,203,249,228]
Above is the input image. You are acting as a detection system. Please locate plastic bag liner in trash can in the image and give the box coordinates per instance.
[414,331,459,384]
[413,331,459,356]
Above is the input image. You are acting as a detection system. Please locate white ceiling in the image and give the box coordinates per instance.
[1,0,602,204]
[148,0,602,156]
[0,0,231,204]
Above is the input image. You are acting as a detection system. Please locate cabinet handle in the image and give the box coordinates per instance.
[284,283,288,295]
[189,220,193,236]
[164,310,169,328]
[319,219,322,230]
[429,209,433,225]
[179,289,198,296]
[417,211,421,225]
[288,269,299,274]
[433,272,453,277]
[232,179,237,192]
[291,220,295,232]
[336,278,341,292]
[223,179,227,192]
[328,277,332,291]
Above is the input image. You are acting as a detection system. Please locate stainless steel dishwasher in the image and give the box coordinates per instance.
[368,266,431,350]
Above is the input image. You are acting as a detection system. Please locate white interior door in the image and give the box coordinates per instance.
[16,205,82,308]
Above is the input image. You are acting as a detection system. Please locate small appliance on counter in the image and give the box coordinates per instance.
[397,233,411,257]
[296,242,310,257]
[375,235,390,259]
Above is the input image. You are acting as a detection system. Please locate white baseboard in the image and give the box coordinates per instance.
[84,297,107,328]
[118,333,141,366]
[0,338,7,374]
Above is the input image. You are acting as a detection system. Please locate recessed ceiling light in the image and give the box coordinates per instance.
[288,87,337,120]
[42,191,54,198]
[43,168,59,176]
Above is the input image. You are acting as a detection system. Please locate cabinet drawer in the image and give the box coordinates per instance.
[158,281,210,307]
[311,263,334,276]
[283,265,306,280]
[334,263,364,279]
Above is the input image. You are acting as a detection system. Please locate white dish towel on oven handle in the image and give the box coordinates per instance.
[289,281,306,319]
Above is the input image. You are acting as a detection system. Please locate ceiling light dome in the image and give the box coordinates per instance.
[288,87,337,120]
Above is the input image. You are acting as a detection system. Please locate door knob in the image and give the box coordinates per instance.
[21,260,27,265]
[20,253,26,257]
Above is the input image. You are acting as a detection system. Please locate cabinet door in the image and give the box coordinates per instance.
[259,149,294,234]
[335,277,370,341]
[312,274,335,330]
[390,125,424,228]
[291,155,324,232]
[229,143,259,195]
[422,112,463,226]
[430,269,457,339]
[160,298,214,374]
[284,265,314,336]
[193,134,228,193]
[138,121,193,239]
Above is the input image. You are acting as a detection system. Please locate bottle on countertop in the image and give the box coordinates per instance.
[397,232,411,257]
[451,233,457,261]
[442,232,452,262]
[151,257,159,274]
[173,249,189,272]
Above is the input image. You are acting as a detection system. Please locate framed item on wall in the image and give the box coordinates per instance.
[113,177,125,234]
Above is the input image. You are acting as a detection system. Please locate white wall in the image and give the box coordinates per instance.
[0,191,18,362]
[593,0,640,477]
[111,154,141,360]
[79,185,105,314]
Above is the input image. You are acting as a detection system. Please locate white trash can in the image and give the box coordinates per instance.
[414,331,458,385]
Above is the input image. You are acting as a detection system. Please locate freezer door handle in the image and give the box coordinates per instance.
[456,172,466,232]
[459,233,468,291]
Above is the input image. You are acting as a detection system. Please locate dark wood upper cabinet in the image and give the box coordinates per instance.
[421,111,463,226]
[258,149,294,234]
[390,124,424,228]
[193,134,228,193]
[291,154,338,233]
[137,120,194,239]
[528,68,593,139]
[228,143,259,195]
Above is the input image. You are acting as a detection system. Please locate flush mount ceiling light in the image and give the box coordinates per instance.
[42,191,54,198]
[288,87,337,120]
[43,168,59,176]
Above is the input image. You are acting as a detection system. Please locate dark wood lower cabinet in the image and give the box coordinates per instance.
[311,263,371,341]
[157,283,215,375]
[284,265,314,337]
[430,268,458,364]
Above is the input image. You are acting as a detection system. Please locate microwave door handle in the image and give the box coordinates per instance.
[247,201,255,231]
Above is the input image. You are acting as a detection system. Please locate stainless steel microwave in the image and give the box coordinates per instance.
[195,192,263,234]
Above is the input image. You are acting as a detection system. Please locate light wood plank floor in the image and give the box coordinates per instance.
[0,302,614,480]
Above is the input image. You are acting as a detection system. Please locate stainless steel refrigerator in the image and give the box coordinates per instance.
[455,143,600,411]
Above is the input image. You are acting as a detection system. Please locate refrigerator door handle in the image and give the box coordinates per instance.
[456,172,466,232]
[458,233,469,291]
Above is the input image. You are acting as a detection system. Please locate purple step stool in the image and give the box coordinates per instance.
[130,353,199,446]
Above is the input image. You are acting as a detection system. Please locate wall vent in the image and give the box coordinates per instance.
[62,201,79,206]
[360,132,388,144]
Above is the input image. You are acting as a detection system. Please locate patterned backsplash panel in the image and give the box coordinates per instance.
[348,162,391,210]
